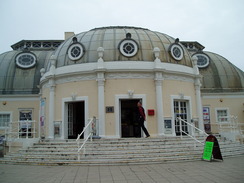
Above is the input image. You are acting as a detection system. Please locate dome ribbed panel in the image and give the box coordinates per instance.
[52,27,193,68]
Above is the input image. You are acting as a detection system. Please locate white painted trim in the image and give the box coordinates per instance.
[170,95,192,136]
[0,111,12,129]
[202,94,244,99]
[115,94,146,138]
[0,96,39,101]
[215,107,230,123]
[41,61,196,83]
[61,96,89,139]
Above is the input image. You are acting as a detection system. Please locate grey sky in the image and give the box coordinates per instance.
[0,0,243,71]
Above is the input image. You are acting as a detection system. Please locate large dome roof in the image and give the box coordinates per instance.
[50,26,193,69]
[199,51,244,93]
[0,50,53,94]
[0,26,243,95]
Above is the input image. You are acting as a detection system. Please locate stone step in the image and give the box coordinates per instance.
[1,136,243,165]
[0,155,203,166]
[5,146,243,160]
[30,138,237,146]
[21,143,243,154]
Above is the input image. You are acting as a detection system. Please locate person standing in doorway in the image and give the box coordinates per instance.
[136,101,150,138]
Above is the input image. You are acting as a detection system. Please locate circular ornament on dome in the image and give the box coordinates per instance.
[193,53,210,68]
[68,43,84,61]
[119,40,138,57]
[15,52,36,69]
[169,44,184,61]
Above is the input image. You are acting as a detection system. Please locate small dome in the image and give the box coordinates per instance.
[200,51,244,93]
[0,50,53,94]
[51,26,193,69]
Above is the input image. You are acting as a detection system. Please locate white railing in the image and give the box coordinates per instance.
[215,115,244,143]
[76,117,96,161]
[5,120,37,139]
[4,120,36,152]
[176,117,208,148]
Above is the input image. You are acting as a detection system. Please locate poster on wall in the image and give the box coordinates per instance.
[203,106,211,133]
[40,98,45,138]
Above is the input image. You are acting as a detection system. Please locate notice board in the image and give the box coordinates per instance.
[202,141,214,161]
[202,135,223,161]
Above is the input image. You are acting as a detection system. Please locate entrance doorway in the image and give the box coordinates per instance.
[120,99,141,138]
[174,100,189,136]
[67,101,85,139]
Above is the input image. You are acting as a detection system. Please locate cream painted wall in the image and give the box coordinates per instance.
[54,80,98,120]
[104,78,157,136]
[41,80,98,138]
[202,96,244,133]
[0,98,40,137]
[39,77,243,138]
[163,80,197,117]
[42,88,50,138]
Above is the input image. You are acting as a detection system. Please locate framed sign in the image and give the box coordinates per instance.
[202,141,214,161]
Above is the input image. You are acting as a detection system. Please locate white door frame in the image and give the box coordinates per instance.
[62,96,88,139]
[171,95,192,136]
[115,94,146,138]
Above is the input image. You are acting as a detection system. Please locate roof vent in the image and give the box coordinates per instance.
[72,37,78,43]
[126,33,132,39]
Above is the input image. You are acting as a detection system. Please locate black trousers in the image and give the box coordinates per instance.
[138,118,150,137]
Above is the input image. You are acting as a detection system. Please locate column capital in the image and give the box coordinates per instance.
[96,72,105,86]
[155,79,162,86]
[154,72,164,85]
[97,79,105,86]
[48,79,56,91]
[194,77,202,88]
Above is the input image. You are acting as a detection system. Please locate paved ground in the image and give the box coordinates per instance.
[0,156,243,183]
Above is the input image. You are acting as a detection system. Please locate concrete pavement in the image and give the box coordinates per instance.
[0,156,243,183]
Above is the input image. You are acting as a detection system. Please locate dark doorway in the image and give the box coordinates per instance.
[68,101,85,139]
[121,99,141,138]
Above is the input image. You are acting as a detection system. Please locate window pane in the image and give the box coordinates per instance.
[217,110,228,122]
[0,114,10,127]
[19,111,32,121]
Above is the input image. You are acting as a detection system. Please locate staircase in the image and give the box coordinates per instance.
[0,136,243,165]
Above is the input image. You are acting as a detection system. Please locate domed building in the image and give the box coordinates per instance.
[0,26,243,147]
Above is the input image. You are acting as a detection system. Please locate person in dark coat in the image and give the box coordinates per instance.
[136,101,150,138]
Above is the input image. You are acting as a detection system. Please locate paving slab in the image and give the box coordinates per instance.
[0,156,243,183]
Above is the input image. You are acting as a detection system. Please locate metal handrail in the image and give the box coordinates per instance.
[215,115,244,142]
[176,117,208,147]
[5,120,36,138]
[77,117,96,161]
[76,117,94,142]
[4,120,36,152]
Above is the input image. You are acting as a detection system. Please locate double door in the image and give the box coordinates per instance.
[67,102,85,139]
[174,101,189,136]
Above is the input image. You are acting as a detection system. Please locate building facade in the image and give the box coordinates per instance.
[0,27,243,144]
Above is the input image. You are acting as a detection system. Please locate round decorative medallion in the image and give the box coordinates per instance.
[68,43,84,61]
[169,44,184,61]
[119,40,138,57]
[15,52,36,69]
[193,53,210,68]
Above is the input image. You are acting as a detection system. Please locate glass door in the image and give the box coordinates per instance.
[174,101,189,136]
[68,103,74,137]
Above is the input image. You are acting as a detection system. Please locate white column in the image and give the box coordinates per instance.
[97,74,105,137]
[47,55,56,139]
[192,55,204,132]
[195,78,204,132]
[153,47,164,136]
[48,81,55,139]
[155,77,164,136]
[96,47,105,137]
